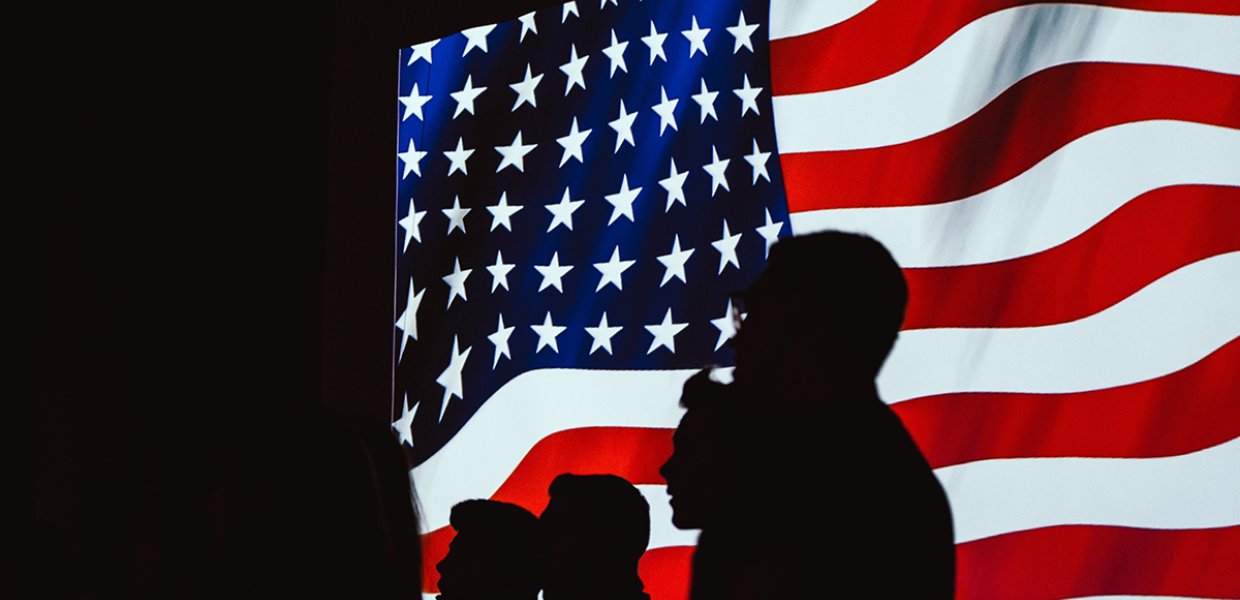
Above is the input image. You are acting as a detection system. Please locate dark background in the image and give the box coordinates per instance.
[33,0,563,595]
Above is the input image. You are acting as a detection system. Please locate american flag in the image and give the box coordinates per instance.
[394,1,1240,598]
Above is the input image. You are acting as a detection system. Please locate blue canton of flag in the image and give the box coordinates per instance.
[394,0,788,467]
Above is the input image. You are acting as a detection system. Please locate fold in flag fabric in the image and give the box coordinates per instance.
[393,1,1240,598]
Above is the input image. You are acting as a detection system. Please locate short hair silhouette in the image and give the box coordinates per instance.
[436,499,540,600]
[540,473,651,600]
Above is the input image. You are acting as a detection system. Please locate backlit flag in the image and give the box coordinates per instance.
[394,1,1240,598]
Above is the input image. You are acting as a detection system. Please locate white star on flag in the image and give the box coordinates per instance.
[510,65,543,111]
[488,314,515,368]
[535,252,573,293]
[594,246,636,291]
[399,82,432,121]
[585,313,623,355]
[461,23,496,56]
[657,234,694,286]
[609,100,638,152]
[692,78,719,123]
[562,1,578,22]
[642,21,668,65]
[652,86,679,136]
[710,299,738,351]
[726,11,759,54]
[602,30,629,77]
[442,258,472,309]
[531,311,567,353]
[711,219,743,273]
[495,131,537,173]
[682,16,711,58]
[397,198,425,250]
[442,195,470,235]
[407,39,436,65]
[398,138,427,178]
[546,188,585,231]
[755,208,784,258]
[660,158,690,211]
[395,279,425,358]
[744,139,771,184]
[604,175,642,225]
[645,308,689,354]
[486,250,516,292]
[560,44,589,95]
[518,11,537,41]
[486,192,522,232]
[435,337,471,420]
[390,394,418,447]
[450,75,486,118]
[702,146,731,195]
[444,138,474,176]
[557,117,592,167]
[734,74,762,117]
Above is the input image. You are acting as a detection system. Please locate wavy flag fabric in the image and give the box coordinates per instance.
[393,1,1240,598]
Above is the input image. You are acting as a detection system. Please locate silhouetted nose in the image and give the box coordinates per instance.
[659,454,675,488]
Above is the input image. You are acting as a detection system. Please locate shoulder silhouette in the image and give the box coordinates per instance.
[670,230,956,599]
[436,499,540,600]
[540,473,651,600]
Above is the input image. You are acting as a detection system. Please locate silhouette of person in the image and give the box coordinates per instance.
[436,499,541,600]
[539,473,652,600]
[660,368,735,531]
[670,231,956,599]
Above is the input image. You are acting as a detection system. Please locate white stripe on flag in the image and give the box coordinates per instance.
[788,121,1240,267]
[771,6,1240,152]
[940,436,1240,543]
[879,252,1240,403]
[768,0,876,40]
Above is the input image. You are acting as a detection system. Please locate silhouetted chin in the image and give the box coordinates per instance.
[667,497,701,530]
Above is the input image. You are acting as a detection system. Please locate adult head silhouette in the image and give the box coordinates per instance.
[539,473,651,600]
[659,368,735,530]
[436,499,540,600]
[730,230,908,397]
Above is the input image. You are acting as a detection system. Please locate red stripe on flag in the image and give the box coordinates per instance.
[639,546,695,600]
[422,526,451,594]
[901,185,1240,329]
[956,524,1240,599]
[780,63,1240,212]
[770,0,1240,95]
[895,337,1240,468]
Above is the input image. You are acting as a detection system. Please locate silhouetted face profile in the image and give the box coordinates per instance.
[436,499,540,600]
[660,369,732,530]
[540,474,651,600]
